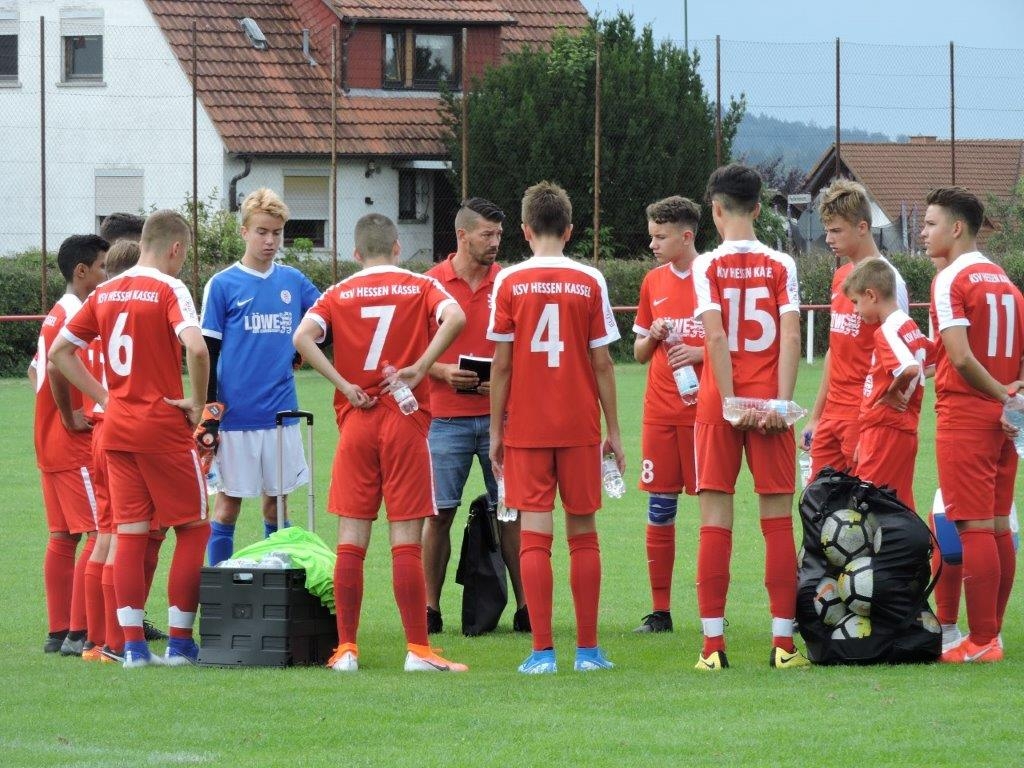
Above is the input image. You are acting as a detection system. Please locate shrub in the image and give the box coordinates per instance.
[0,252,67,377]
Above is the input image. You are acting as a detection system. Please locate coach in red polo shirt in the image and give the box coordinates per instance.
[422,198,528,635]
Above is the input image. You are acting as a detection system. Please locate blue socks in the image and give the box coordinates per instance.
[264,518,292,538]
[207,521,235,566]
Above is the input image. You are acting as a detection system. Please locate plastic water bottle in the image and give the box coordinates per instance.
[601,454,625,499]
[381,361,418,415]
[495,475,518,522]
[798,451,812,490]
[1003,395,1024,457]
[664,329,699,406]
[205,458,221,496]
[722,397,807,426]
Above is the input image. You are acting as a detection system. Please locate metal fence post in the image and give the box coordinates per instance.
[806,309,815,364]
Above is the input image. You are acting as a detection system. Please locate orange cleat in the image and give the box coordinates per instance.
[940,636,1003,664]
[404,644,468,672]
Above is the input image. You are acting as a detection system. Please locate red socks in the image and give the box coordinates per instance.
[84,559,105,646]
[568,532,601,649]
[646,524,675,613]
[520,531,554,651]
[69,535,95,633]
[995,530,1016,632]
[114,532,149,643]
[696,525,732,620]
[761,517,798,648]
[144,530,165,601]
[931,542,963,626]
[44,536,77,633]
[391,543,429,647]
[960,528,999,644]
[334,544,366,646]
[167,524,210,640]
[102,563,123,652]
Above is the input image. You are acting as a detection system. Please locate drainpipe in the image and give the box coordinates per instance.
[228,155,254,212]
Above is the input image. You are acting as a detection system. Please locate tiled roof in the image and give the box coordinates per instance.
[807,139,1024,223]
[336,94,451,157]
[145,0,335,154]
[145,0,590,156]
[498,0,590,54]
[331,1,515,24]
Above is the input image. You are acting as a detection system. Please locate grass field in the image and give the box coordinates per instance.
[2,362,1021,768]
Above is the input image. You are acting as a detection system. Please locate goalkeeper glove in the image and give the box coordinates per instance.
[193,401,225,452]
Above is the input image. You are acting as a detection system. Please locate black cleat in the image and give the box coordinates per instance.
[426,606,443,635]
[512,605,531,633]
[634,610,673,633]
[143,618,168,641]
[60,631,86,656]
[44,630,69,654]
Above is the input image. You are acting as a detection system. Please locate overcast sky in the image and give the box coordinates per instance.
[579,1,1024,138]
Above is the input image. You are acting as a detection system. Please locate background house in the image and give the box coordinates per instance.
[799,136,1024,253]
[1,0,589,259]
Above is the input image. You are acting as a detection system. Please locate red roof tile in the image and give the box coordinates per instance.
[331,1,515,24]
[807,139,1024,223]
[498,0,590,54]
[336,95,451,156]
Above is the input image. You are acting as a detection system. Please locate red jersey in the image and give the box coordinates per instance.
[691,239,800,424]
[930,251,1024,429]
[487,255,619,448]
[860,310,934,433]
[304,265,456,427]
[33,294,92,472]
[424,254,499,419]
[825,257,909,418]
[82,338,106,421]
[61,266,201,454]
[633,262,704,426]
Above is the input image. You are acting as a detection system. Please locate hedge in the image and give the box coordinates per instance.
[3,249,1023,376]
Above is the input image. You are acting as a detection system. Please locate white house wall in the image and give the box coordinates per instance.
[224,155,435,265]
[0,1,224,256]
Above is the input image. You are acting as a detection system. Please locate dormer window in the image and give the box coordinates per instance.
[383,28,460,90]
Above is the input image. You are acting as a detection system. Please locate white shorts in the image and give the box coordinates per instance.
[216,425,309,498]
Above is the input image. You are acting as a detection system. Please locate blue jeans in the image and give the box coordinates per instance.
[428,415,497,510]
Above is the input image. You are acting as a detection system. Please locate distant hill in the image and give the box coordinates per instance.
[733,113,901,173]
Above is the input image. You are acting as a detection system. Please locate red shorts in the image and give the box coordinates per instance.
[106,450,208,528]
[639,423,697,495]
[856,424,918,511]
[40,467,98,534]
[328,408,435,521]
[936,428,1018,522]
[91,420,113,533]
[695,422,796,495]
[504,444,601,515]
[809,416,859,476]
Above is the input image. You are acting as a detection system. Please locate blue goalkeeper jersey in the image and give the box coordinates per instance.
[200,261,320,431]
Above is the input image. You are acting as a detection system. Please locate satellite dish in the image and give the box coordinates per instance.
[240,17,269,51]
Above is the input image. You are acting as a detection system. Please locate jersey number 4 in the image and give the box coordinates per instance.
[531,303,565,367]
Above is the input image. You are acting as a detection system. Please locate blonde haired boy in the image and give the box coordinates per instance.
[200,187,321,566]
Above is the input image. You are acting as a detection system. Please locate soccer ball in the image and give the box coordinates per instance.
[821,509,873,567]
[866,512,883,552]
[837,556,874,616]
[917,610,941,635]
[831,613,872,640]
[813,576,848,626]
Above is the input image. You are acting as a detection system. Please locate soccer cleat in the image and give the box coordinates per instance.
[143,618,169,641]
[81,645,105,662]
[60,634,86,657]
[512,605,531,633]
[426,606,443,635]
[99,645,124,663]
[404,644,468,672]
[574,646,615,671]
[518,649,557,674]
[326,643,359,672]
[44,630,68,654]
[122,641,165,668]
[694,650,729,670]
[940,636,1004,664]
[164,638,200,666]
[634,610,673,633]
[770,646,811,669]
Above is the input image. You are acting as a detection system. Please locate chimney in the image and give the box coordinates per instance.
[909,136,938,144]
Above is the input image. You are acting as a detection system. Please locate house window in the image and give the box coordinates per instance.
[61,9,103,82]
[398,170,429,222]
[283,175,329,248]
[383,29,460,89]
[95,170,144,226]
[0,9,17,81]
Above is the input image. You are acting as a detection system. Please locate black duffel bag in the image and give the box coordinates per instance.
[454,494,508,636]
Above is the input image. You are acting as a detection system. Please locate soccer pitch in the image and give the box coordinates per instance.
[1,362,1021,767]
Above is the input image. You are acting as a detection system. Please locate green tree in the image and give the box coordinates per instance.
[987,178,1024,256]
[444,14,745,260]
